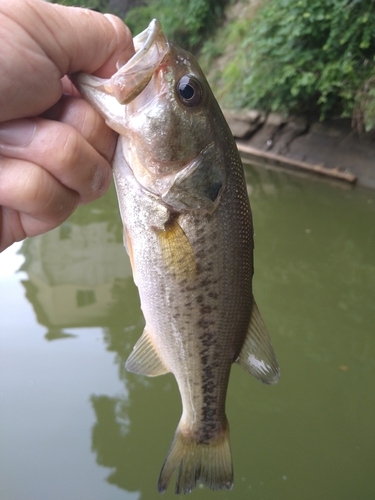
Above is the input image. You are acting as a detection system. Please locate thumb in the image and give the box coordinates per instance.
[2,0,134,78]
[0,0,135,120]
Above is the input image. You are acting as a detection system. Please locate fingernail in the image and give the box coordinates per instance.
[0,119,36,147]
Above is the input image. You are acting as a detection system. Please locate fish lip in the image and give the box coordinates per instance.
[107,19,170,104]
[72,20,169,105]
[115,19,164,74]
[133,19,163,55]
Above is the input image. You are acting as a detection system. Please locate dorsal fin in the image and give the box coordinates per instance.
[236,300,280,384]
[125,326,170,377]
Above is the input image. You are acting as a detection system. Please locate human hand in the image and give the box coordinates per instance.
[0,0,134,252]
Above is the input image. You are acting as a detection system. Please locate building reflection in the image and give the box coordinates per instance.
[17,191,165,496]
[90,378,180,498]
[18,195,135,338]
[12,166,375,497]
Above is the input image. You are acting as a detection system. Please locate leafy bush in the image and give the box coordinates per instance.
[50,0,111,11]
[218,0,375,130]
[353,76,375,132]
[50,0,228,52]
[125,0,228,51]
[50,0,375,131]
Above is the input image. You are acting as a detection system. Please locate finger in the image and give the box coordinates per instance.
[0,118,112,204]
[0,1,135,121]
[41,94,117,163]
[0,206,29,252]
[0,157,78,231]
[61,76,81,97]
[4,0,135,77]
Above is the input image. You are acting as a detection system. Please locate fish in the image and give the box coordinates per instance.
[72,19,280,494]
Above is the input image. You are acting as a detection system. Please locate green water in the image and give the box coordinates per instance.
[1,164,374,500]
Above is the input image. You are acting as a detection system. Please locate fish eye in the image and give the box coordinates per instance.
[176,76,202,107]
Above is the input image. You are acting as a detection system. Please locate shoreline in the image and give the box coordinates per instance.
[225,111,375,189]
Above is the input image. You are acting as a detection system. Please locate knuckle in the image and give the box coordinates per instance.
[58,127,82,170]
[80,105,116,162]
[25,165,77,224]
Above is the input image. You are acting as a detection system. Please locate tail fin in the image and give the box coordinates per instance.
[158,422,233,494]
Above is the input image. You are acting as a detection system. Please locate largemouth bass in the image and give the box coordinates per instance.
[73,19,279,494]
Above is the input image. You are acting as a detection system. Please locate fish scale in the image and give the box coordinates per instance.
[73,18,279,495]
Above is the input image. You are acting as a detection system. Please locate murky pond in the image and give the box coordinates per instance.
[1,164,374,500]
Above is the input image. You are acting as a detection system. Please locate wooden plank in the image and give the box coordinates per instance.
[237,142,357,184]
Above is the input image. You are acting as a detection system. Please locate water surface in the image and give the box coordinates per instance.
[1,164,374,500]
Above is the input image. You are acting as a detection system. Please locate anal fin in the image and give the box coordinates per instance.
[236,300,280,384]
[125,326,169,377]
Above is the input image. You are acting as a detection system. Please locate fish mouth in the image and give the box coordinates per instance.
[72,19,169,106]
[106,19,169,104]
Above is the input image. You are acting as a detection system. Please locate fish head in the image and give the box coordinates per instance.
[73,19,228,213]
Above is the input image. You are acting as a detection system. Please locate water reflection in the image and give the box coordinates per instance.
[16,186,166,496]
[19,200,133,337]
[91,395,131,486]
[11,169,375,499]
[90,385,179,498]
[244,165,375,443]
[246,165,375,334]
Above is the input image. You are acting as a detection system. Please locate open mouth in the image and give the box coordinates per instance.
[106,19,169,104]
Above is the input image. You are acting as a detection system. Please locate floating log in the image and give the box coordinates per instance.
[237,142,357,184]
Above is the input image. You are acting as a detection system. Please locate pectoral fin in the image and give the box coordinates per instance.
[126,326,169,377]
[236,300,280,384]
[156,218,197,283]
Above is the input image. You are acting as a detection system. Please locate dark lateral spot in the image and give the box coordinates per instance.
[203,380,216,394]
[200,305,212,315]
[203,406,217,420]
[196,294,204,304]
[197,317,211,329]
[202,364,214,382]
[207,182,223,202]
[199,279,212,288]
[199,332,214,345]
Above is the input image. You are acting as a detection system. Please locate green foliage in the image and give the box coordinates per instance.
[49,0,111,11]
[354,76,375,132]
[219,0,375,130]
[49,0,375,131]
[200,16,251,102]
[125,0,229,51]
[50,0,228,51]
